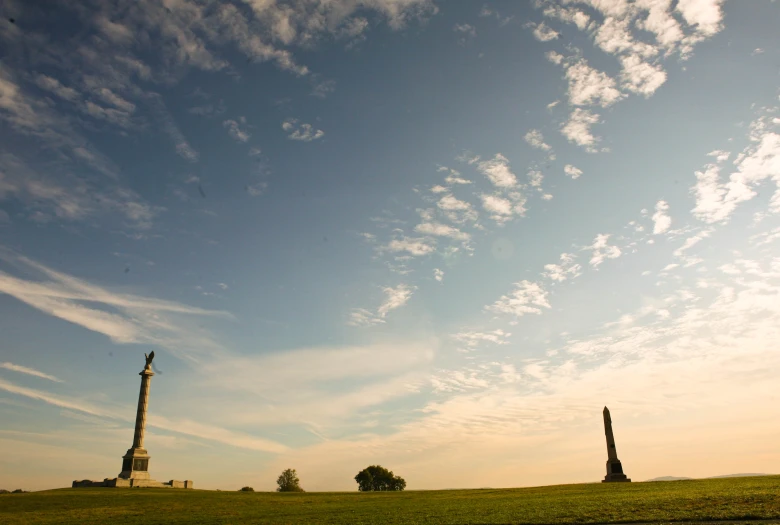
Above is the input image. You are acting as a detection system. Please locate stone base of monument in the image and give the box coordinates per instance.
[602,460,631,482]
[602,474,631,482]
[72,478,193,489]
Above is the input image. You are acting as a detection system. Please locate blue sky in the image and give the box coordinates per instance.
[1,0,779,491]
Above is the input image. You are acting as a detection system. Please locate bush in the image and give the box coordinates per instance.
[239,486,254,492]
[276,468,304,492]
[354,465,406,491]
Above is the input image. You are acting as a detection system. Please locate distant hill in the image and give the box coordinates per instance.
[645,473,772,482]
[645,476,693,482]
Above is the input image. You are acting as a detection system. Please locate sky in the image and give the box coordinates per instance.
[0,0,779,492]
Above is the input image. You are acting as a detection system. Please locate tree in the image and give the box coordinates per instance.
[239,486,254,492]
[354,465,406,491]
[276,468,305,492]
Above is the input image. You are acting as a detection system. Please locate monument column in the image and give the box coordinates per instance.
[602,406,631,482]
[132,365,153,448]
[118,352,155,481]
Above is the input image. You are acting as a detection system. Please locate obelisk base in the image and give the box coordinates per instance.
[119,447,151,480]
[602,460,631,482]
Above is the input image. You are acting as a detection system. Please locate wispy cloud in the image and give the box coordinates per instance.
[543,253,582,282]
[0,153,158,229]
[282,119,325,141]
[692,115,780,224]
[561,108,601,152]
[530,21,559,42]
[1,362,63,383]
[487,280,550,318]
[652,200,672,234]
[148,95,199,162]
[453,329,511,348]
[0,377,287,453]
[349,284,416,326]
[223,117,251,142]
[524,130,552,152]
[477,154,517,188]
[586,234,622,267]
[564,164,583,179]
[0,252,230,359]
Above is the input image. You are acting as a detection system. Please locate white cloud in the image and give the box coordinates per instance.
[223,117,251,142]
[673,230,711,257]
[487,280,551,318]
[445,174,472,185]
[561,108,601,152]
[543,253,582,282]
[542,5,591,31]
[477,154,517,188]
[349,284,416,326]
[430,185,448,194]
[0,362,63,383]
[546,50,564,65]
[524,130,552,151]
[708,149,730,163]
[282,118,324,141]
[587,234,622,267]
[377,284,415,317]
[437,194,478,223]
[652,200,672,234]
[676,0,725,36]
[453,329,511,348]
[414,222,470,241]
[594,15,658,58]
[434,268,444,282]
[531,22,559,42]
[619,54,667,97]
[480,193,526,225]
[692,123,780,224]
[562,58,623,108]
[527,170,544,188]
[382,237,436,256]
[564,164,583,179]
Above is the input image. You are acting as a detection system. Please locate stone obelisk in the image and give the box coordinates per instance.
[602,406,631,482]
[118,351,155,480]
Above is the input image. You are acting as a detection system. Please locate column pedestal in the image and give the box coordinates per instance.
[603,460,631,482]
[119,447,151,480]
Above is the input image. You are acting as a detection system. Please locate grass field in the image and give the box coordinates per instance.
[1,475,779,525]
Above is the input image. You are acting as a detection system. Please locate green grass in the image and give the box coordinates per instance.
[2,476,780,524]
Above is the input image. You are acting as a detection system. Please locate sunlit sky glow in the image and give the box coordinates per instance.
[1,0,779,492]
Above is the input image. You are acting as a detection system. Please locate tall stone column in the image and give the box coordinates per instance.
[118,354,155,480]
[602,406,631,482]
[132,367,153,448]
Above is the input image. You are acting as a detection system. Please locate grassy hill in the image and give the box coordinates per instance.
[1,475,779,524]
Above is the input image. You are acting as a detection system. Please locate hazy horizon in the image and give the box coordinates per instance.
[1,0,779,492]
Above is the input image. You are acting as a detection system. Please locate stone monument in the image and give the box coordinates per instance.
[73,352,193,489]
[602,406,631,482]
